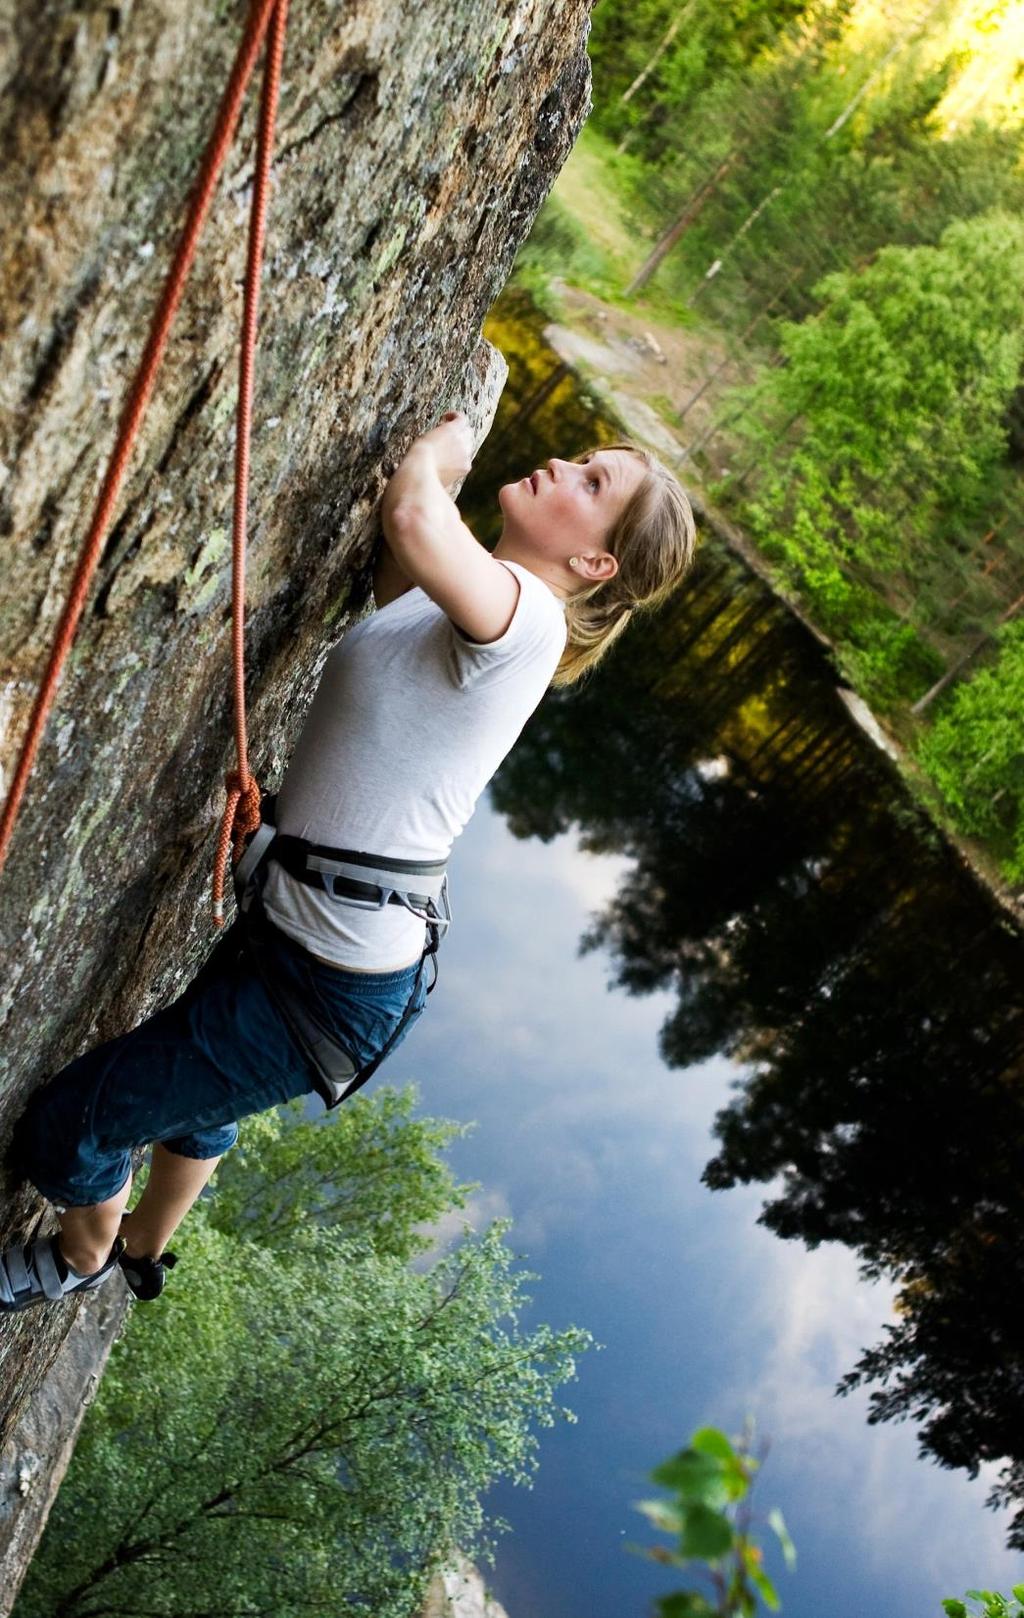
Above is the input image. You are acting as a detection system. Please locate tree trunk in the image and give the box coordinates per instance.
[618,2,694,107]
[625,152,738,295]
[911,593,1024,716]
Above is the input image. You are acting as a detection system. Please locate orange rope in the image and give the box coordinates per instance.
[0,0,288,932]
[211,0,290,924]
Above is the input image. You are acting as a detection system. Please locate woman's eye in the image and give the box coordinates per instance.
[588,476,599,492]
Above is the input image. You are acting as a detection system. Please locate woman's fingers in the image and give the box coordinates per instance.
[382,412,472,489]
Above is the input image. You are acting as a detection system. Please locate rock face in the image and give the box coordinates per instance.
[0,1281,129,1609]
[0,0,591,1595]
[418,1553,512,1618]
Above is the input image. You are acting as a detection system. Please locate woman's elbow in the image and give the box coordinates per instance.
[383,499,419,532]
[380,502,436,573]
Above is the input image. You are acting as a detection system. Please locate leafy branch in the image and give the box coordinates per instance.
[628,1422,796,1618]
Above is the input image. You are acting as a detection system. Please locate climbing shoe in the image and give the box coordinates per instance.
[117,1242,178,1302]
[0,1233,125,1313]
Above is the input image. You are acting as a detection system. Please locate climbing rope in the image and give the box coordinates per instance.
[0,0,289,928]
[212,0,289,923]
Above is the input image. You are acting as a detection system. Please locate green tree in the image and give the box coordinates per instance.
[208,1082,472,1258]
[586,0,1024,319]
[725,211,1024,702]
[944,1592,1024,1618]
[588,0,822,167]
[14,1096,592,1618]
[914,617,1024,880]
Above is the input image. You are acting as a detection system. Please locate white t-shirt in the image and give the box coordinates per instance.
[261,559,568,967]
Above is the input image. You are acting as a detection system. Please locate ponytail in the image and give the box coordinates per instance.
[551,442,698,688]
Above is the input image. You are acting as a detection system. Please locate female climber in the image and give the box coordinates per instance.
[1,410,696,1312]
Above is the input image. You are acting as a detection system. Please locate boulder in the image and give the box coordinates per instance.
[418,1552,513,1618]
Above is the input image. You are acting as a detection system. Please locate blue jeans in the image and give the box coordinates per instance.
[12,916,429,1208]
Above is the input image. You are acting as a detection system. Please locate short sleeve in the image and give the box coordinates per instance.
[446,560,568,692]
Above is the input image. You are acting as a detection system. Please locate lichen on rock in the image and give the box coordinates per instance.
[0,0,591,1597]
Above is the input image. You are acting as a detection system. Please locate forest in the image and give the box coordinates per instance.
[516,0,1024,886]
[12,1094,590,1618]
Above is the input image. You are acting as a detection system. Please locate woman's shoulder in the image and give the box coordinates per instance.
[493,559,567,621]
[443,560,566,693]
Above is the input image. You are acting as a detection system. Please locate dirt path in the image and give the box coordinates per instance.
[543,278,749,478]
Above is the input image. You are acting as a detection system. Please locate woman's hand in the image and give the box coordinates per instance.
[407,410,475,488]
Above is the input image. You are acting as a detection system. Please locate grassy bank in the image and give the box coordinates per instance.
[509,127,1023,904]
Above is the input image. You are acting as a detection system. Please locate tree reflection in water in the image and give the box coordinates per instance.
[487,545,1024,1550]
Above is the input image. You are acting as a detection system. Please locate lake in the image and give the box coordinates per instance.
[384,285,1024,1617]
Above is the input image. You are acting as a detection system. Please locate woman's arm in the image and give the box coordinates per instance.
[379,425,519,644]
[371,535,415,609]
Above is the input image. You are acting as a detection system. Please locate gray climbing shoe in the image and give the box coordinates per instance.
[0,1233,125,1313]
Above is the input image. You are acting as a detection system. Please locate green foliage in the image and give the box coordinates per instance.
[513,190,622,304]
[587,0,1024,320]
[943,1589,1024,1618]
[570,0,1024,814]
[208,1084,473,1259]
[725,212,1024,706]
[14,1095,593,1618]
[914,618,1024,879]
[629,1422,795,1617]
[589,0,817,168]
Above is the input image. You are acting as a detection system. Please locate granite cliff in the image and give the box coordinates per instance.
[0,0,591,1597]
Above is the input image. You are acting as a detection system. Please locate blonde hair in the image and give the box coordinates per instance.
[552,441,698,688]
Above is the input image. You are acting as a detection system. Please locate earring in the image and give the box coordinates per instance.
[569,557,578,569]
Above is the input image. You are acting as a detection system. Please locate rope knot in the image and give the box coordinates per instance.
[225,768,263,849]
[211,767,264,926]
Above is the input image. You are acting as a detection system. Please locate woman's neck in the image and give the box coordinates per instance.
[492,540,573,601]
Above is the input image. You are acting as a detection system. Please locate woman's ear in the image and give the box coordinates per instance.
[577,551,618,583]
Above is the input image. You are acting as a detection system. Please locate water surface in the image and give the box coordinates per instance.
[383,287,1024,1616]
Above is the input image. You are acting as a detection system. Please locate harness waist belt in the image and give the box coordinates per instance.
[230,795,448,1111]
[270,833,447,910]
[232,795,452,940]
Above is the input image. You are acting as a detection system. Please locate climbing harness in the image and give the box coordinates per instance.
[0,0,289,927]
[231,795,452,1108]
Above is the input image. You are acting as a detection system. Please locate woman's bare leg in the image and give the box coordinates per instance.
[58,1174,134,1276]
[120,1142,223,1260]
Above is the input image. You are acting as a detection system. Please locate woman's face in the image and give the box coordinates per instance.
[495,448,646,577]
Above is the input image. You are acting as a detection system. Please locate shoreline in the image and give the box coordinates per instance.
[530,279,1024,934]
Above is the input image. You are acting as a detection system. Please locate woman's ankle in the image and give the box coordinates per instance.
[56,1232,117,1278]
[119,1214,161,1261]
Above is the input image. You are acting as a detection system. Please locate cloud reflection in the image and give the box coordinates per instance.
[400,801,1023,1615]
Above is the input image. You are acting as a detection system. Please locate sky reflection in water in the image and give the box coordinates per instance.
[393,802,1023,1618]
[376,285,1024,1613]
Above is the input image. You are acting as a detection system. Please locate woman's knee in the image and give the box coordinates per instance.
[9,1075,131,1209]
[11,1076,74,1178]
[159,1121,239,1160]
[9,1091,47,1182]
